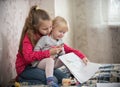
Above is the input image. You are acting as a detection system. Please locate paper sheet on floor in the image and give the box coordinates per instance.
[59,53,101,83]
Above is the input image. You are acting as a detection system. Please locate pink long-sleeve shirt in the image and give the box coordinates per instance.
[15,34,86,76]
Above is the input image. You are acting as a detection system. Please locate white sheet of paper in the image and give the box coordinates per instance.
[96,83,120,87]
[59,53,101,83]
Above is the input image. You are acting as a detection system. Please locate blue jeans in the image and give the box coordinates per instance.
[18,66,68,85]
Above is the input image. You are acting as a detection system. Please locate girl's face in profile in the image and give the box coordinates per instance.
[38,20,52,36]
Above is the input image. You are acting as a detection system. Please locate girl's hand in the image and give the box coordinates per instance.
[49,47,62,55]
[82,57,89,65]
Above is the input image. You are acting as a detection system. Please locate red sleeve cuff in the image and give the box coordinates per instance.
[43,50,50,58]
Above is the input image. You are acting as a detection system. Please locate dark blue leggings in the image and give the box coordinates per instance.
[18,66,68,85]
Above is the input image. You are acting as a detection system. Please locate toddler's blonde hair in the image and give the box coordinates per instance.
[52,16,68,31]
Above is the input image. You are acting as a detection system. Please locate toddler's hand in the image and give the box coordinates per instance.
[56,44,64,48]
[49,47,62,55]
[82,57,89,65]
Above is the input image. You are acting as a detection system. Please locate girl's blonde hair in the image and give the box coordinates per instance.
[19,5,51,54]
[52,16,68,31]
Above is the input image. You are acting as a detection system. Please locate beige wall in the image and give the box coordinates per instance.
[0,0,29,86]
[72,0,120,63]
